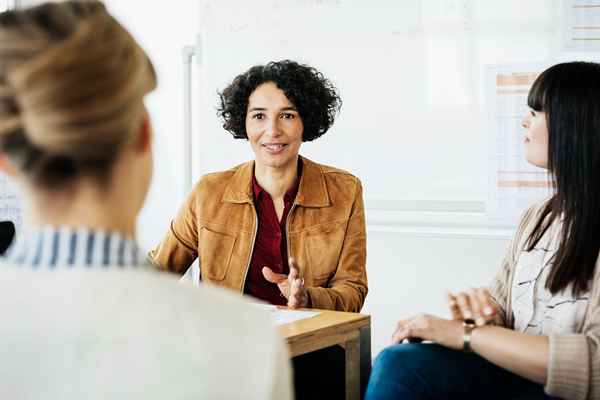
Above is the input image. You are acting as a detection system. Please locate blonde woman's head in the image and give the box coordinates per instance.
[0,0,156,190]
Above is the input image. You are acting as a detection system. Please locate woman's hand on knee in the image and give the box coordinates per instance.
[447,288,496,326]
[391,314,463,350]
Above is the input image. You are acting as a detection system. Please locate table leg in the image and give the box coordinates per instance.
[360,325,372,398]
[345,337,360,400]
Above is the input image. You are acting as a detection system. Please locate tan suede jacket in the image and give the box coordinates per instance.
[149,156,368,312]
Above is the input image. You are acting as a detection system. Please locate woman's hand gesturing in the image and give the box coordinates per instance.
[262,257,308,309]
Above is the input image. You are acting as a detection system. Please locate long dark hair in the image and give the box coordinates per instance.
[525,61,600,296]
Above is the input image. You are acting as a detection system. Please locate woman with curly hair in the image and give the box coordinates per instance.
[150,60,368,313]
[150,60,367,398]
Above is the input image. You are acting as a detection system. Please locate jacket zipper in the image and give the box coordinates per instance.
[285,203,298,274]
[240,202,259,293]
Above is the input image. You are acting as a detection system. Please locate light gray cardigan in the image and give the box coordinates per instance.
[491,202,600,400]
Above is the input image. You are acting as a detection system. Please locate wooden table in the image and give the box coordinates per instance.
[279,309,371,400]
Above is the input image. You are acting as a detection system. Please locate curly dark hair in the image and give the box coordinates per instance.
[217,60,342,142]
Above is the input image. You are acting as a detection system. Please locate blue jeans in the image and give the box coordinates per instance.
[365,343,558,400]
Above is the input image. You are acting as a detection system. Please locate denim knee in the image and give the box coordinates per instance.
[371,343,430,381]
[366,343,435,400]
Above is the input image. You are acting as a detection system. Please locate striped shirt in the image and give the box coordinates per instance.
[1,226,151,269]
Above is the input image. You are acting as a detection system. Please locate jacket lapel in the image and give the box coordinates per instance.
[296,156,330,208]
[222,161,254,204]
[221,156,331,208]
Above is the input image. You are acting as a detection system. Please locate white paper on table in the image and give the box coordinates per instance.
[253,304,320,326]
[179,261,200,285]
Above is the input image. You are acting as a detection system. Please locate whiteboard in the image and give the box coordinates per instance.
[190,0,560,225]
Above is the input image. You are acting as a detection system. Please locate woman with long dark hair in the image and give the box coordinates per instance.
[365,61,600,400]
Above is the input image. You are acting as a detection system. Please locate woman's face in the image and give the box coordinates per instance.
[245,82,304,170]
[522,109,549,169]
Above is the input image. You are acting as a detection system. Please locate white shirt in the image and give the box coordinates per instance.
[512,220,590,335]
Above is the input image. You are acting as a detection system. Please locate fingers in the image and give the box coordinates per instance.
[288,257,300,281]
[262,266,288,284]
[391,320,410,344]
[455,291,473,320]
[391,315,431,344]
[467,288,483,324]
[288,265,299,281]
[450,288,497,326]
[287,273,306,309]
[288,257,298,271]
[393,314,462,349]
[474,288,496,324]
[287,278,302,308]
[447,292,462,320]
[465,288,495,326]
[286,257,306,309]
[477,288,496,317]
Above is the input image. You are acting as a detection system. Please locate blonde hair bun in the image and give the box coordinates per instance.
[0,1,156,184]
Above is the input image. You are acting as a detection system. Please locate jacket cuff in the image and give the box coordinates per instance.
[305,286,332,310]
[545,334,590,400]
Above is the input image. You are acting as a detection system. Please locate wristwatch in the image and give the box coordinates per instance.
[462,318,476,353]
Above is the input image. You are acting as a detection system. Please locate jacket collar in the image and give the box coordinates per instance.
[222,156,330,208]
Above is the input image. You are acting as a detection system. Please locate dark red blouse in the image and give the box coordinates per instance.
[243,164,302,305]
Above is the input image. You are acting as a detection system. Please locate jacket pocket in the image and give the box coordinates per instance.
[303,223,345,287]
[198,226,236,281]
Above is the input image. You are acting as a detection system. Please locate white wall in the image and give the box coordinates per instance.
[363,231,508,354]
